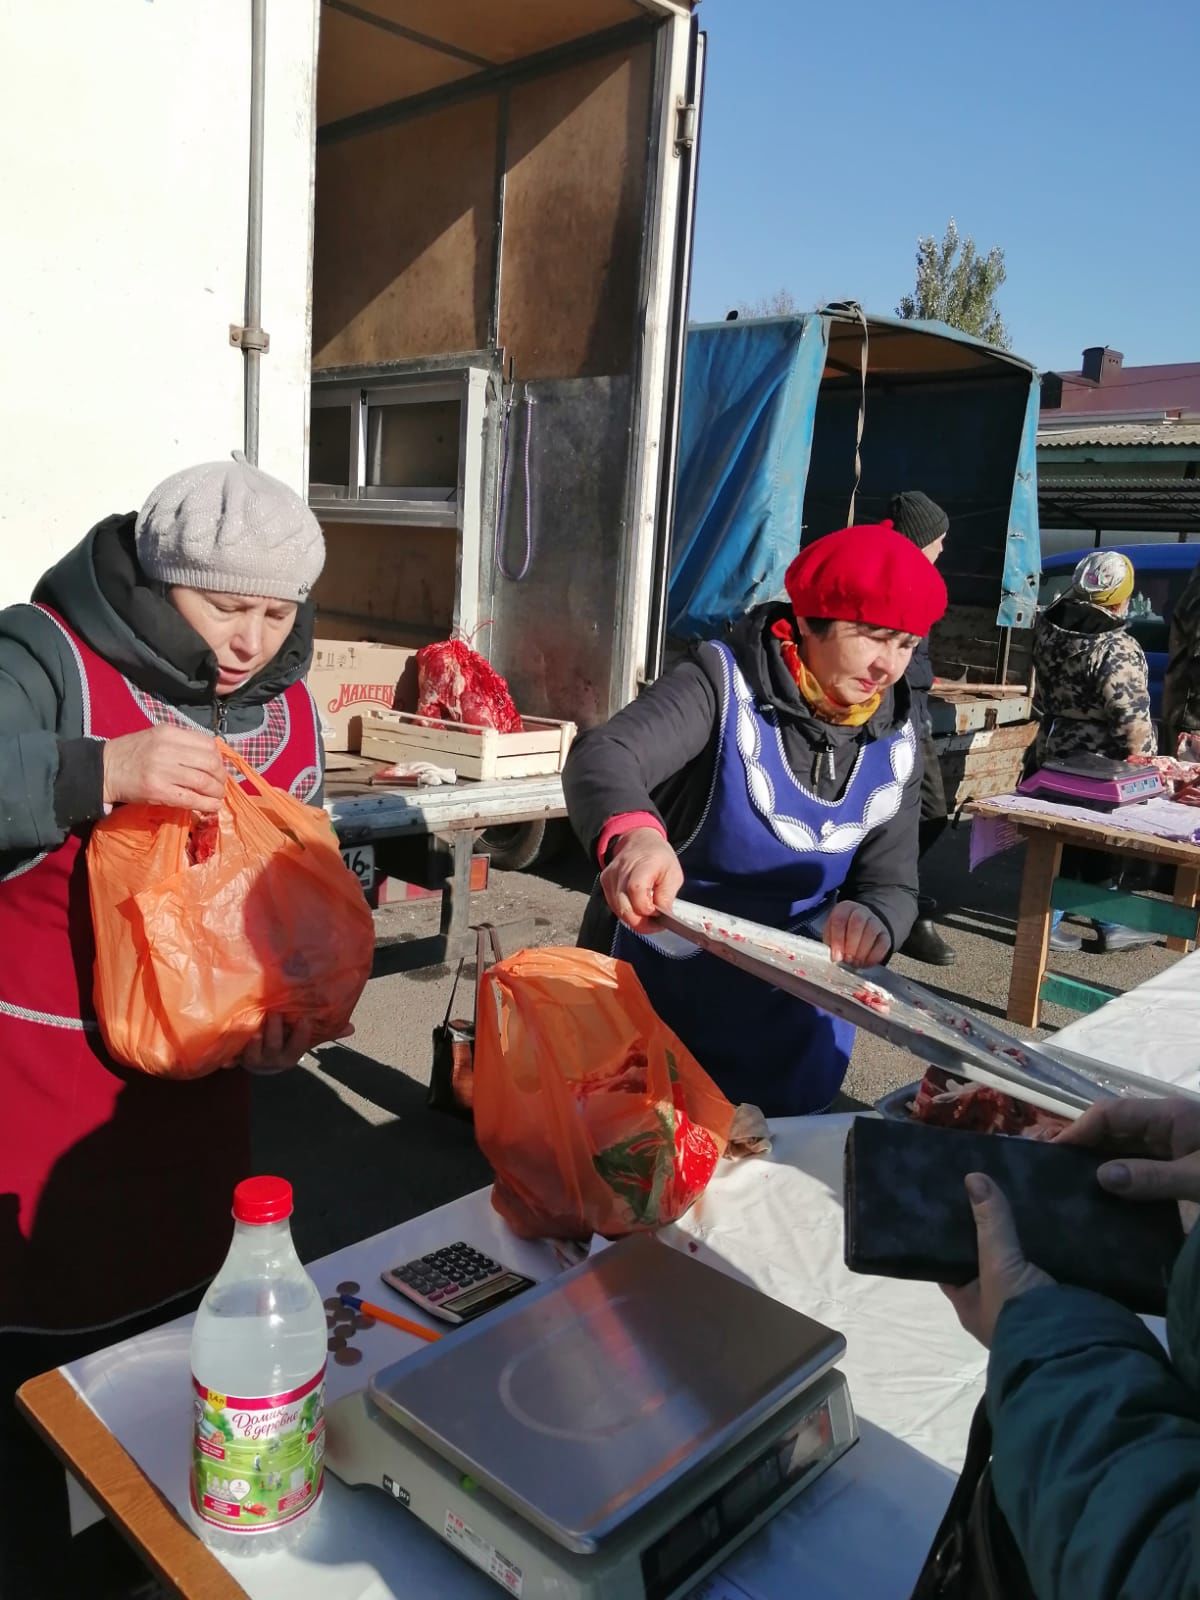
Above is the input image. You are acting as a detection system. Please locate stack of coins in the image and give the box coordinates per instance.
[323,1279,376,1367]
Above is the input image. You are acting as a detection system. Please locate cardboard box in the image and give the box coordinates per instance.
[308,639,416,752]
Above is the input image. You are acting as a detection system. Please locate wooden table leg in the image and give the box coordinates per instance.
[1007,831,1062,1028]
[1169,865,1200,955]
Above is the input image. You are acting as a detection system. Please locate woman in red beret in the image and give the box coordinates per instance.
[563,522,948,1114]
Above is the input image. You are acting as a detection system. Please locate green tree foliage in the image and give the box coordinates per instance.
[896,218,1010,348]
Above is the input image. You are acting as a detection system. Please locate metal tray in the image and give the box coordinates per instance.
[658,899,1198,1116]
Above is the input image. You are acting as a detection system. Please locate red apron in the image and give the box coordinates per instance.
[0,605,322,1332]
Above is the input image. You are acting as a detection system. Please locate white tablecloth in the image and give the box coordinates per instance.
[1050,944,1200,1092]
[63,1115,986,1599]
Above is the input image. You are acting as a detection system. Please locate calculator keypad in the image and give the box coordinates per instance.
[391,1245,504,1304]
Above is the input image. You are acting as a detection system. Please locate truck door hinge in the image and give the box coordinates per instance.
[230,324,270,353]
[674,100,696,155]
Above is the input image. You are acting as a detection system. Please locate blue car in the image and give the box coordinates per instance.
[1040,544,1200,720]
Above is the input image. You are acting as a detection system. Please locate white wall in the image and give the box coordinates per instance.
[0,0,319,606]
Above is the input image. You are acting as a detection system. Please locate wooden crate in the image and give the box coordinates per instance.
[359,710,576,781]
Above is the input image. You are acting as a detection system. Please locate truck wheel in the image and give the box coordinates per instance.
[475,819,548,872]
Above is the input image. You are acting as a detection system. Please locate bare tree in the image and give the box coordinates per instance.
[896,218,1010,348]
[734,288,804,319]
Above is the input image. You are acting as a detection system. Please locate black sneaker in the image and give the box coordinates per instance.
[901,917,957,965]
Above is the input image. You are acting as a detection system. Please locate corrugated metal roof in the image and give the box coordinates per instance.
[1037,422,1200,448]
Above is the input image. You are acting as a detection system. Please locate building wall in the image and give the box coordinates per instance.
[0,0,320,606]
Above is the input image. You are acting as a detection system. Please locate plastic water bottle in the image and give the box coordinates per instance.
[189,1177,327,1557]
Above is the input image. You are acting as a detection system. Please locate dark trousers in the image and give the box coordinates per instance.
[0,1294,199,1598]
[918,729,949,862]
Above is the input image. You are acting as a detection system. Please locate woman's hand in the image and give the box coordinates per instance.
[237,1018,356,1075]
[824,900,890,966]
[102,725,226,812]
[942,1174,1054,1348]
[1057,1096,1200,1226]
[600,827,684,933]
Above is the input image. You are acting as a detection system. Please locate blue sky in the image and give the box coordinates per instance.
[688,0,1200,373]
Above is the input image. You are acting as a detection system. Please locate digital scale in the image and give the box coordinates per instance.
[326,1234,857,1600]
[1018,753,1166,811]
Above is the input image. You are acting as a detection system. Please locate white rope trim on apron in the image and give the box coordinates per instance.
[29,602,93,735]
[728,652,914,855]
[0,997,100,1031]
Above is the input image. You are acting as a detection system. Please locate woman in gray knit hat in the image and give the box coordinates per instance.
[0,453,328,1592]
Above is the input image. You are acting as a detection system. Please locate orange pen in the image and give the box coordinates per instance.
[340,1293,442,1344]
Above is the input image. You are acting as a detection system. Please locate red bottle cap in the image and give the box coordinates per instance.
[233,1176,294,1225]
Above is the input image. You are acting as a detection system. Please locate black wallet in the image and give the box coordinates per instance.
[843,1115,1184,1316]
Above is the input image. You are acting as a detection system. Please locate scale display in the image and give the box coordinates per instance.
[641,1388,839,1600]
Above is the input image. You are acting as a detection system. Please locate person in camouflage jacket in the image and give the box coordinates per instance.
[1032,551,1157,954]
[1163,560,1200,757]
[1033,551,1155,765]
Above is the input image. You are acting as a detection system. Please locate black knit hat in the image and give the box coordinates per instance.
[889,491,949,550]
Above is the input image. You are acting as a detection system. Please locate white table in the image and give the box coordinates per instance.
[1049,944,1200,1092]
[46,1115,986,1600]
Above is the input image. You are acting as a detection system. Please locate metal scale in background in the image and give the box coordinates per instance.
[326,1234,857,1600]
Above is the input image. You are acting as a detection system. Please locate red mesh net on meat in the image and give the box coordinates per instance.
[415,639,523,733]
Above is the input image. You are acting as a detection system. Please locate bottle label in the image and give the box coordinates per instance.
[190,1366,325,1534]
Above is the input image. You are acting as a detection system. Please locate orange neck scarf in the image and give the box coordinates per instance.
[770,617,882,728]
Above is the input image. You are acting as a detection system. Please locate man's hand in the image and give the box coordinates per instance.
[824,900,890,966]
[600,827,684,933]
[1058,1096,1200,1224]
[942,1174,1054,1348]
[102,726,226,813]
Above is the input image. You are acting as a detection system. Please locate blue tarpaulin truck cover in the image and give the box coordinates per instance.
[667,308,1041,640]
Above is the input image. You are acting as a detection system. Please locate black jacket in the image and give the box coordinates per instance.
[0,514,319,862]
[565,604,922,954]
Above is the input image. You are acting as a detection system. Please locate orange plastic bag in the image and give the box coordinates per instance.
[88,742,375,1078]
[473,947,736,1239]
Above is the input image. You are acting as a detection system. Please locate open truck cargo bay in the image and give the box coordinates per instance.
[666,309,1044,805]
[307,0,702,739]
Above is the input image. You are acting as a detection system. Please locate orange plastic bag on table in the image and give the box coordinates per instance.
[88,741,375,1078]
[473,947,736,1239]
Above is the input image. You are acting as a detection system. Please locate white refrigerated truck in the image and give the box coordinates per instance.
[1,0,705,949]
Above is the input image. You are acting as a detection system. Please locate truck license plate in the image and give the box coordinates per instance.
[341,844,375,895]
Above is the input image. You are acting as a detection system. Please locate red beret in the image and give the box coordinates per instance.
[784,522,948,636]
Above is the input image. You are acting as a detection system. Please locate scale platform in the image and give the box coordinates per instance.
[326,1234,857,1599]
[1019,753,1165,810]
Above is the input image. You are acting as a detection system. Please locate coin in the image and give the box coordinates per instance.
[334,1345,364,1366]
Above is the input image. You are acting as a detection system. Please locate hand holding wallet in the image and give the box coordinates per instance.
[843,1115,1184,1316]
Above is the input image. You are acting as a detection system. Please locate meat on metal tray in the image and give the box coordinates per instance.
[655,900,1182,1116]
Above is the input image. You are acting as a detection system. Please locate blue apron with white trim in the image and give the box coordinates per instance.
[613,642,915,1115]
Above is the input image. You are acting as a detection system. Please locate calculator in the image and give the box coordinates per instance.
[380,1242,535,1325]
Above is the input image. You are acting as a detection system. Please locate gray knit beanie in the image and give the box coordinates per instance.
[135,452,325,603]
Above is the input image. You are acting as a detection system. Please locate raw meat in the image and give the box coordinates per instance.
[907,1066,1068,1140]
[851,982,892,1015]
[1129,754,1200,804]
[186,815,219,866]
[414,639,523,732]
